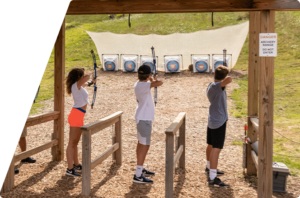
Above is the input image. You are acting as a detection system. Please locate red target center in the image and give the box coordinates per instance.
[107,64,113,69]
[170,63,176,70]
[127,64,133,69]
[198,64,205,70]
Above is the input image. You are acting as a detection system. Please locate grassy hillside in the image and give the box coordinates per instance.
[31,12,300,175]
[232,11,300,175]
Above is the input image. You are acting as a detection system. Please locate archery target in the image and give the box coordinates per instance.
[141,57,157,73]
[212,56,230,73]
[164,56,181,73]
[192,56,210,73]
[122,56,138,72]
[103,55,119,71]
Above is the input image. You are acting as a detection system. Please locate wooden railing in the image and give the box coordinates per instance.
[165,112,186,198]
[1,111,61,193]
[250,117,259,169]
[81,111,123,196]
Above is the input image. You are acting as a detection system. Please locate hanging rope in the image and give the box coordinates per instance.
[273,128,300,145]
[274,153,300,158]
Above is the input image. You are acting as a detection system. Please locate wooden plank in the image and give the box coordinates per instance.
[179,116,185,169]
[25,111,60,128]
[91,143,119,169]
[81,111,123,134]
[115,116,122,165]
[258,10,275,198]
[250,117,259,132]
[14,140,58,162]
[247,11,260,176]
[251,150,259,170]
[82,130,92,196]
[165,134,174,198]
[112,127,116,162]
[173,145,183,172]
[67,0,300,14]
[1,158,14,193]
[165,112,186,135]
[52,19,65,161]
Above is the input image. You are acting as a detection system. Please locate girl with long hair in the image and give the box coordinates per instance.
[65,67,96,177]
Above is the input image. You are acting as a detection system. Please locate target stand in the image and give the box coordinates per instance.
[191,54,210,73]
[121,54,139,72]
[212,54,232,73]
[140,55,158,73]
[102,54,119,71]
[164,55,183,73]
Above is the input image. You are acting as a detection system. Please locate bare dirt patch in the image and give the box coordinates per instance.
[1,71,299,198]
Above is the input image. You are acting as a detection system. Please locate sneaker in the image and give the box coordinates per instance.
[66,168,81,177]
[142,168,155,177]
[15,168,19,174]
[205,167,224,176]
[73,164,82,172]
[21,157,36,163]
[133,174,153,184]
[208,177,229,187]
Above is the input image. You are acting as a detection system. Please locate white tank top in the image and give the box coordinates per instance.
[71,82,89,108]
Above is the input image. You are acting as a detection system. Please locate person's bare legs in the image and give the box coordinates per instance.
[136,142,150,166]
[66,127,82,170]
[206,144,212,161]
[19,137,26,152]
[209,148,221,170]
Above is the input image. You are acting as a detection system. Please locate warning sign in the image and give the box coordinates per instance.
[259,33,277,57]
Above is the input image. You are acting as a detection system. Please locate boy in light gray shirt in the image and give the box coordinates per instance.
[206,65,232,187]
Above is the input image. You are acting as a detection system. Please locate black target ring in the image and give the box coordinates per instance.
[195,61,208,72]
[124,61,136,72]
[105,61,116,71]
[166,60,179,72]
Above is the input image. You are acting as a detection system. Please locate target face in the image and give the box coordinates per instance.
[167,61,179,72]
[124,61,136,72]
[105,61,116,71]
[144,62,154,72]
[195,61,208,72]
[214,61,224,68]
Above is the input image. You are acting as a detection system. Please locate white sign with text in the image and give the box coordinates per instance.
[259,33,277,57]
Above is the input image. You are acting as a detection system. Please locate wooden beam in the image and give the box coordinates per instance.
[251,150,259,170]
[258,10,275,198]
[67,0,300,14]
[81,111,123,135]
[247,11,260,176]
[14,140,58,162]
[91,143,119,169]
[165,112,186,135]
[165,134,174,198]
[250,117,259,132]
[179,116,185,169]
[25,111,60,128]
[82,130,92,196]
[115,116,122,165]
[1,158,14,193]
[52,19,65,161]
[173,145,183,172]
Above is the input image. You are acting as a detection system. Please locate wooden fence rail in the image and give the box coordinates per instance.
[81,111,123,196]
[165,112,186,198]
[1,111,61,193]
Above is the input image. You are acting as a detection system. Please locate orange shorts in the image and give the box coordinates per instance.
[68,108,86,127]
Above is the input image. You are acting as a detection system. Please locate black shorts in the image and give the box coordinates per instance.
[207,121,227,149]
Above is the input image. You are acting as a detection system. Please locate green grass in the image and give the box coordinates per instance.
[232,11,300,175]
[232,141,244,146]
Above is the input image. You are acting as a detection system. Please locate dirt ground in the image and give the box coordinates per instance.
[1,70,300,198]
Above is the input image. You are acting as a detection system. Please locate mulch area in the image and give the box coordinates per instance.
[1,70,300,198]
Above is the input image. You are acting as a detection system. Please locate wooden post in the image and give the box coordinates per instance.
[112,125,116,162]
[1,157,14,193]
[82,130,92,196]
[52,18,65,161]
[258,10,275,198]
[247,11,260,176]
[115,116,122,165]
[179,117,185,169]
[165,134,174,198]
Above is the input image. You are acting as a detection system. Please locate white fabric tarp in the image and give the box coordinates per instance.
[87,21,248,71]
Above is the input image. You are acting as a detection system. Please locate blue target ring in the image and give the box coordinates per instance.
[214,61,224,68]
[124,61,136,72]
[167,61,179,72]
[105,61,115,71]
[195,61,208,72]
[144,62,154,72]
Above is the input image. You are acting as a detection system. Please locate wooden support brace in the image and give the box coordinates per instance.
[179,116,186,169]
[82,130,92,196]
[115,116,122,165]
[91,143,119,169]
[173,145,183,172]
[165,134,174,198]
[1,158,14,193]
